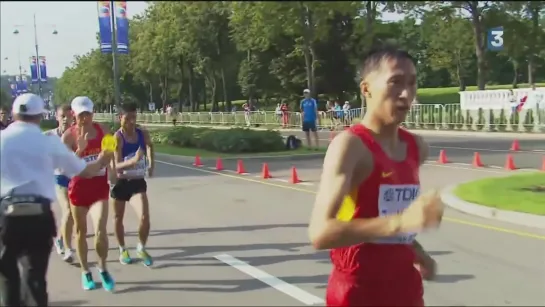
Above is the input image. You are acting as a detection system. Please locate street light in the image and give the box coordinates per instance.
[12,14,58,97]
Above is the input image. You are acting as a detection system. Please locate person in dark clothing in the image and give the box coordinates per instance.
[0,106,11,130]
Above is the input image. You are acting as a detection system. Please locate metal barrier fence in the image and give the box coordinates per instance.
[94,103,545,133]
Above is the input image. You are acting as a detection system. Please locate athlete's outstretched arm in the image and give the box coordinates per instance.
[308,133,404,250]
[113,132,142,170]
[142,128,155,175]
[100,123,118,181]
[412,133,433,260]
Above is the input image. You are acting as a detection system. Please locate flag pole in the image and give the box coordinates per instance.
[110,0,121,120]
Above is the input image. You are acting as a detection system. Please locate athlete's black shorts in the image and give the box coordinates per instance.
[110,178,147,202]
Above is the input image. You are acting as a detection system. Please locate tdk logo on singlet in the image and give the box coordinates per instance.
[383,186,419,202]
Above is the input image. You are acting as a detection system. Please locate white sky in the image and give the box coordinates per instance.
[0,2,403,78]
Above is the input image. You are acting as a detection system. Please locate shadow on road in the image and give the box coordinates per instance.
[125,223,308,238]
[114,274,329,294]
[49,300,88,306]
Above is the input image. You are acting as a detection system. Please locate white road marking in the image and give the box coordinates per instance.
[214,254,324,306]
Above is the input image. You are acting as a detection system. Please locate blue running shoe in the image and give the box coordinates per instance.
[99,271,115,292]
[119,249,132,265]
[137,250,153,267]
[54,238,64,255]
[81,272,96,290]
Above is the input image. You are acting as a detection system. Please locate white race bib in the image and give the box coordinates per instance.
[122,152,146,178]
[374,184,419,244]
[83,154,106,176]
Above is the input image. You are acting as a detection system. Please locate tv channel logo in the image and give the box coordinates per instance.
[487,27,504,51]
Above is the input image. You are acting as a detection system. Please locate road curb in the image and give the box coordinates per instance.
[157,152,325,163]
[441,184,545,230]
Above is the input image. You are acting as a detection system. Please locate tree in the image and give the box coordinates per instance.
[54,2,544,111]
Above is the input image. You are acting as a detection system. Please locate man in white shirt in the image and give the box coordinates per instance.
[0,93,113,307]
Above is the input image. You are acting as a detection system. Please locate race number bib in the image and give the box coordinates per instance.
[374,184,419,244]
[122,152,147,177]
[83,154,106,176]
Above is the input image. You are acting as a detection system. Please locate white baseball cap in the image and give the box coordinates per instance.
[71,96,94,115]
[303,89,310,94]
[12,93,47,115]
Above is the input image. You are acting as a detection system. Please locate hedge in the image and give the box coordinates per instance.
[150,126,285,153]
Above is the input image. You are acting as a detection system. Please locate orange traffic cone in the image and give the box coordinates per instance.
[438,150,448,164]
[262,163,272,179]
[216,158,224,171]
[541,156,545,171]
[236,160,247,174]
[290,166,301,184]
[510,140,520,151]
[193,155,203,167]
[472,152,484,168]
[504,154,516,170]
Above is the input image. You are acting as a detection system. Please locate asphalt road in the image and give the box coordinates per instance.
[48,155,545,306]
[117,122,544,170]
[282,130,545,171]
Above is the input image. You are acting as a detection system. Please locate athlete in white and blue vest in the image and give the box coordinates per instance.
[110,103,155,267]
[44,104,76,262]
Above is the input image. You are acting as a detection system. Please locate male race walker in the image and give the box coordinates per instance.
[44,104,76,262]
[111,103,155,266]
[61,96,116,291]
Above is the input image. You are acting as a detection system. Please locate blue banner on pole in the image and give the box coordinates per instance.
[115,1,129,54]
[39,56,48,83]
[9,79,17,98]
[21,76,29,93]
[29,56,38,83]
[97,1,113,53]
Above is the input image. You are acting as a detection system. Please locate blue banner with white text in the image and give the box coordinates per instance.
[97,1,113,53]
[115,1,129,54]
[39,56,48,83]
[30,56,38,83]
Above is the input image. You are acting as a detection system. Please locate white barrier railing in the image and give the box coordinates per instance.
[459,88,545,110]
[94,103,544,133]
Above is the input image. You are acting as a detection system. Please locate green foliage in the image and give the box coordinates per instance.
[54,2,545,112]
[40,119,58,130]
[150,126,285,153]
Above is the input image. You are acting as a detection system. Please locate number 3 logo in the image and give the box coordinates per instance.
[490,30,504,47]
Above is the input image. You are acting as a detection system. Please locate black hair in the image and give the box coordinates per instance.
[359,47,416,80]
[57,103,71,112]
[120,103,137,114]
[0,105,10,112]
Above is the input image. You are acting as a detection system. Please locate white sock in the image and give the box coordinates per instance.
[119,246,125,253]
[137,243,144,251]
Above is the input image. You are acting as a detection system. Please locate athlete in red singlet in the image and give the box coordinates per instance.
[309,48,444,306]
[61,96,115,292]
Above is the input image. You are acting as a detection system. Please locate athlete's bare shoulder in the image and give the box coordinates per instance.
[60,126,75,146]
[404,130,429,165]
[324,131,373,182]
[97,122,110,134]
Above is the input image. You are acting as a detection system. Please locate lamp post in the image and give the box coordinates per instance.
[13,14,58,98]
[109,0,121,116]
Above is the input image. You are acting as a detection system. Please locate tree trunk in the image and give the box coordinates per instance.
[220,67,229,111]
[512,60,519,89]
[469,4,487,90]
[188,64,195,112]
[527,3,540,85]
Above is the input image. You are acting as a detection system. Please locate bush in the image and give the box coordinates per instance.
[150,126,286,153]
[40,119,58,130]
